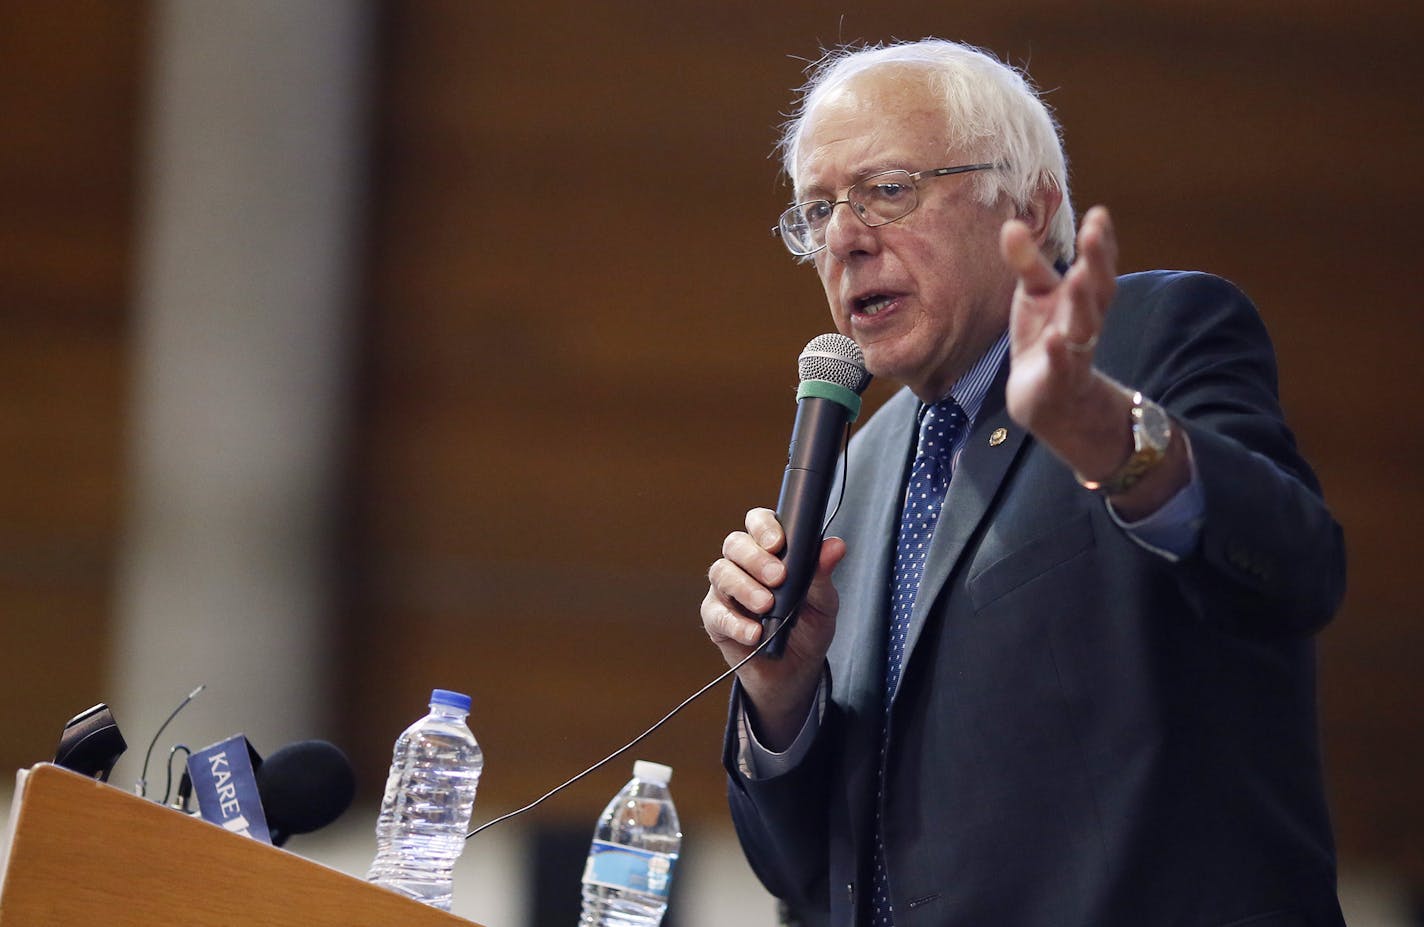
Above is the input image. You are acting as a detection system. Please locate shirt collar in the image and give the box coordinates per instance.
[924,329,1009,430]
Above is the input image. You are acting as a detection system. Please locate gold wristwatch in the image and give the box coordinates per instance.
[1077,391,1171,495]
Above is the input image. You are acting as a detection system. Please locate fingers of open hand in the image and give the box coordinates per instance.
[1056,263,1101,354]
[1000,218,1060,297]
[1050,207,1118,358]
[1073,206,1118,316]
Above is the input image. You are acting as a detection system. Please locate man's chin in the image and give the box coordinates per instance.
[860,346,919,387]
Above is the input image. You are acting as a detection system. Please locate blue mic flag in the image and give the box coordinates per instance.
[187,734,272,844]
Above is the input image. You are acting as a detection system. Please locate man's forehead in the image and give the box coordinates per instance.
[795,72,953,192]
[820,64,938,111]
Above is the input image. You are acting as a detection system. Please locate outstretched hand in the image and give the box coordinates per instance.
[998,205,1191,519]
[999,204,1119,436]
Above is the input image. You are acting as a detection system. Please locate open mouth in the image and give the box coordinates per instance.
[856,294,895,316]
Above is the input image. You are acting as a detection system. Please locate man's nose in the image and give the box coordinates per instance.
[822,201,877,258]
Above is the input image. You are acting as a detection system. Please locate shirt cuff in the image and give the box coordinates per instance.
[1107,432,1204,562]
[735,669,829,780]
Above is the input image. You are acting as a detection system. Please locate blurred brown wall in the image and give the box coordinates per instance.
[2,0,1420,884]
[0,2,145,768]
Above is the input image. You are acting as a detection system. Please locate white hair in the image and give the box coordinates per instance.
[778,39,1076,263]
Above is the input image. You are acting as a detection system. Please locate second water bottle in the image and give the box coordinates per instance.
[579,760,682,927]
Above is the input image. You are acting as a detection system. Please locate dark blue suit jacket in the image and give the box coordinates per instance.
[725,271,1347,927]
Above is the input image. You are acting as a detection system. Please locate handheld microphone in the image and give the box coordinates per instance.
[762,333,871,658]
[254,740,356,847]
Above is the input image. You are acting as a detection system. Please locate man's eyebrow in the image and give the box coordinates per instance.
[793,173,834,200]
[798,163,905,201]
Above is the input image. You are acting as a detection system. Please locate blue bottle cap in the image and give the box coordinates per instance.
[429,688,471,712]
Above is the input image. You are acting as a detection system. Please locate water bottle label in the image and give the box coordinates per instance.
[582,840,676,898]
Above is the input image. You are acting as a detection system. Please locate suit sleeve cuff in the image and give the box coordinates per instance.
[736,668,829,780]
[1107,432,1204,561]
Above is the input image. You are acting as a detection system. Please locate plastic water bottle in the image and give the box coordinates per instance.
[579,760,682,927]
[366,688,483,910]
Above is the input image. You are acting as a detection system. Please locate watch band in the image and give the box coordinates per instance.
[1077,391,1171,495]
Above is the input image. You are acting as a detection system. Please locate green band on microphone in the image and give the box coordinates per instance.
[797,379,863,422]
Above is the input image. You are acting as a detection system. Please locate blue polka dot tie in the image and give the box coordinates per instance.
[868,397,968,927]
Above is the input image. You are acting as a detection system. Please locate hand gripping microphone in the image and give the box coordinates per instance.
[761,333,871,658]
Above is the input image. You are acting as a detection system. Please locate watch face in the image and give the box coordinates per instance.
[1078,394,1173,494]
[1134,398,1172,454]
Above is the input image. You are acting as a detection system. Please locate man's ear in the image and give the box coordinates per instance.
[1017,182,1063,249]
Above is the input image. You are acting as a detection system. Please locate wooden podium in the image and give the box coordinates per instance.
[0,763,484,926]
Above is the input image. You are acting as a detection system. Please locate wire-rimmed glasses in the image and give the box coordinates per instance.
[774,163,997,257]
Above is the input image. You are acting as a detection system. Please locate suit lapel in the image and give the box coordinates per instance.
[833,393,917,709]
[893,358,1027,706]
[828,390,918,857]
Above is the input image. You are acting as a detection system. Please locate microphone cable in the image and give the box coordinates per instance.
[163,744,193,809]
[466,422,853,840]
[135,683,206,799]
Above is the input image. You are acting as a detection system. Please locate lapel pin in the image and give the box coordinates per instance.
[988,427,1008,447]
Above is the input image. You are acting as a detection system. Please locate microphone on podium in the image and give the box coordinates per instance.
[53,703,127,782]
[48,693,353,849]
[186,735,356,846]
[256,740,356,847]
[762,333,871,658]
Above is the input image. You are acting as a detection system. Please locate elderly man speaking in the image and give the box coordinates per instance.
[701,38,1345,927]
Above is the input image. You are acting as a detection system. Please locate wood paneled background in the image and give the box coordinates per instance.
[3,0,1421,887]
[0,1,144,785]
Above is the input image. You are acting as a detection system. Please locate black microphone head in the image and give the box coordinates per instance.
[253,740,356,847]
[798,333,870,395]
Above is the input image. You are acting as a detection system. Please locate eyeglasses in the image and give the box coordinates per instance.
[774,163,998,257]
